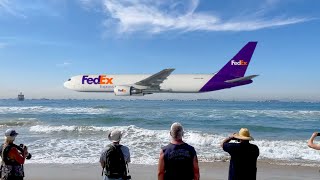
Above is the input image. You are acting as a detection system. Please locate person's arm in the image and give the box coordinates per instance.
[99,150,106,168]
[193,155,200,180]
[8,147,26,164]
[158,150,165,180]
[308,132,320,150]
[124,146,131,163]
[100,160,105,168]
[220,134,235,148]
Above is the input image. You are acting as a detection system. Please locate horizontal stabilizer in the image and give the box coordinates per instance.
[225,75,258,83]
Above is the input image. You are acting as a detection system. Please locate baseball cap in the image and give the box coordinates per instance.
[5,129,19,137]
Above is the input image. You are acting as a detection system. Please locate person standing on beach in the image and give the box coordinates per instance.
[307,132,320,150]
[0,129,29,180]
[221,128,259,180]
[158,122,200,180]
[100,130,131,180]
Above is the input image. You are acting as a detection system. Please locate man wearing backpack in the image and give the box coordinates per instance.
[100,130,130,180]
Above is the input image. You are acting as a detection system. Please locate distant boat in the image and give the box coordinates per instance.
[18,92,24,101]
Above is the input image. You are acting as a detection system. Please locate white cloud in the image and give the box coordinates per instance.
[1,0,311,35]
[100,0,310,34]
[0,0,26,18]
[56,62,71,67]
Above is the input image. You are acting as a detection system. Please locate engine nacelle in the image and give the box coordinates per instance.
[114,86,143,96]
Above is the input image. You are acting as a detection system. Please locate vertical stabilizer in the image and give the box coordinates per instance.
[200,42,257,92]
[217,42,257,78]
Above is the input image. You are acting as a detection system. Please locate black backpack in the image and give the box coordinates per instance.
[105,144,127,179]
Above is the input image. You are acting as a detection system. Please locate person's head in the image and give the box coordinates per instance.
[4,129,19,143]
[233,128,254,142]
[170,122,184,141]
[108,130,122,144]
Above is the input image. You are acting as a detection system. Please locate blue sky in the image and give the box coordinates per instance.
[0,0,319,101]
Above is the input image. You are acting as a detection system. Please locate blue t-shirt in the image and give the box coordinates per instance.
[162,143,197,180]
[223,142,259,180]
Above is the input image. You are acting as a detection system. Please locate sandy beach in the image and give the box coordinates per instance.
[23,161,320,180]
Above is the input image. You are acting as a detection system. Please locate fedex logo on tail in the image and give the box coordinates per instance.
[231,60,248,66]
[82,75,113,84]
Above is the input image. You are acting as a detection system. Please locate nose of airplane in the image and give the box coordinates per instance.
[64,81,73,89]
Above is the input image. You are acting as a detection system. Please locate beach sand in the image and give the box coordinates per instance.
[23,161,320,180]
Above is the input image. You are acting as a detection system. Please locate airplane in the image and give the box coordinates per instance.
[64,42,258,96]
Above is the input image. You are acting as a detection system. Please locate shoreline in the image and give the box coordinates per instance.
[24,161,320,180]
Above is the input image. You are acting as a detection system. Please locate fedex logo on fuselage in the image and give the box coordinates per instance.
[231,60,248,66]
[82,75,113,85]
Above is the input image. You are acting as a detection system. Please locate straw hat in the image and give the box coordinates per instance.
[233,128,254,141]
[108,130,122,142]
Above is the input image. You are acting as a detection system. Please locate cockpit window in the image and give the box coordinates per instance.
[68,79,71,81]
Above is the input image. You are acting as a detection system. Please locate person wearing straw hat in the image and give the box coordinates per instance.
[221,128,259,180]
[100,130,131,180]
[158,122,200,180]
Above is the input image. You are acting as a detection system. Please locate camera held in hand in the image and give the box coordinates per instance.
[19,144,32,159]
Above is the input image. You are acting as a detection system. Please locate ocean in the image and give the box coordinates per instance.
[0,99,319,166]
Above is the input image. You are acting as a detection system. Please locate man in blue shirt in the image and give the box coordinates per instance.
[158,122,200,180]
[221,128,259,180]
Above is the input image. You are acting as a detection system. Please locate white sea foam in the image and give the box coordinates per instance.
[25,125,320,166]
[1,106,319,120]
[168,109,320,121]
[0,118,39,127]
[230,110,320,120]
[0,106,110,114]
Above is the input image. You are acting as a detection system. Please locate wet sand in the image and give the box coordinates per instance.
[24,161,320,180]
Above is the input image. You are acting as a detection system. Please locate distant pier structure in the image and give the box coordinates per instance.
[18,92,24,101]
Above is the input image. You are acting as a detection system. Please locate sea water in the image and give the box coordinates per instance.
[0,99,319,166]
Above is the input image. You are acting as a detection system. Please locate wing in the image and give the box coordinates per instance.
[135,68,175,89]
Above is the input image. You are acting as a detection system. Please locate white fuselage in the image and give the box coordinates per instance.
[64,74,215,93]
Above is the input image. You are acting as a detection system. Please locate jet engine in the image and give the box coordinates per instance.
[113,86,143,96]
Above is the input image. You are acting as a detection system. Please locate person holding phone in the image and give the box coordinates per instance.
[307,132,320,150]
[221,128,259,180]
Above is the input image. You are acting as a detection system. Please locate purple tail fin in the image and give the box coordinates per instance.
[200,42,257,92]
[216,42,257,78]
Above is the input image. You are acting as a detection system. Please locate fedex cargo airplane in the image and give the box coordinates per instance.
[64,42,258,96]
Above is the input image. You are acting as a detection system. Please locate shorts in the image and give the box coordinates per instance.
[102,175,123,180]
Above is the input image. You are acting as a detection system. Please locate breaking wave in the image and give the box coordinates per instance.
[27,125,320,166]
[0,106,110,115]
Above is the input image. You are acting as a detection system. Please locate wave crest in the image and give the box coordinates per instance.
[27,125,320,166]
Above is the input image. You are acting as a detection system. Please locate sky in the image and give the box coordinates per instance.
[0,0,319,101]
